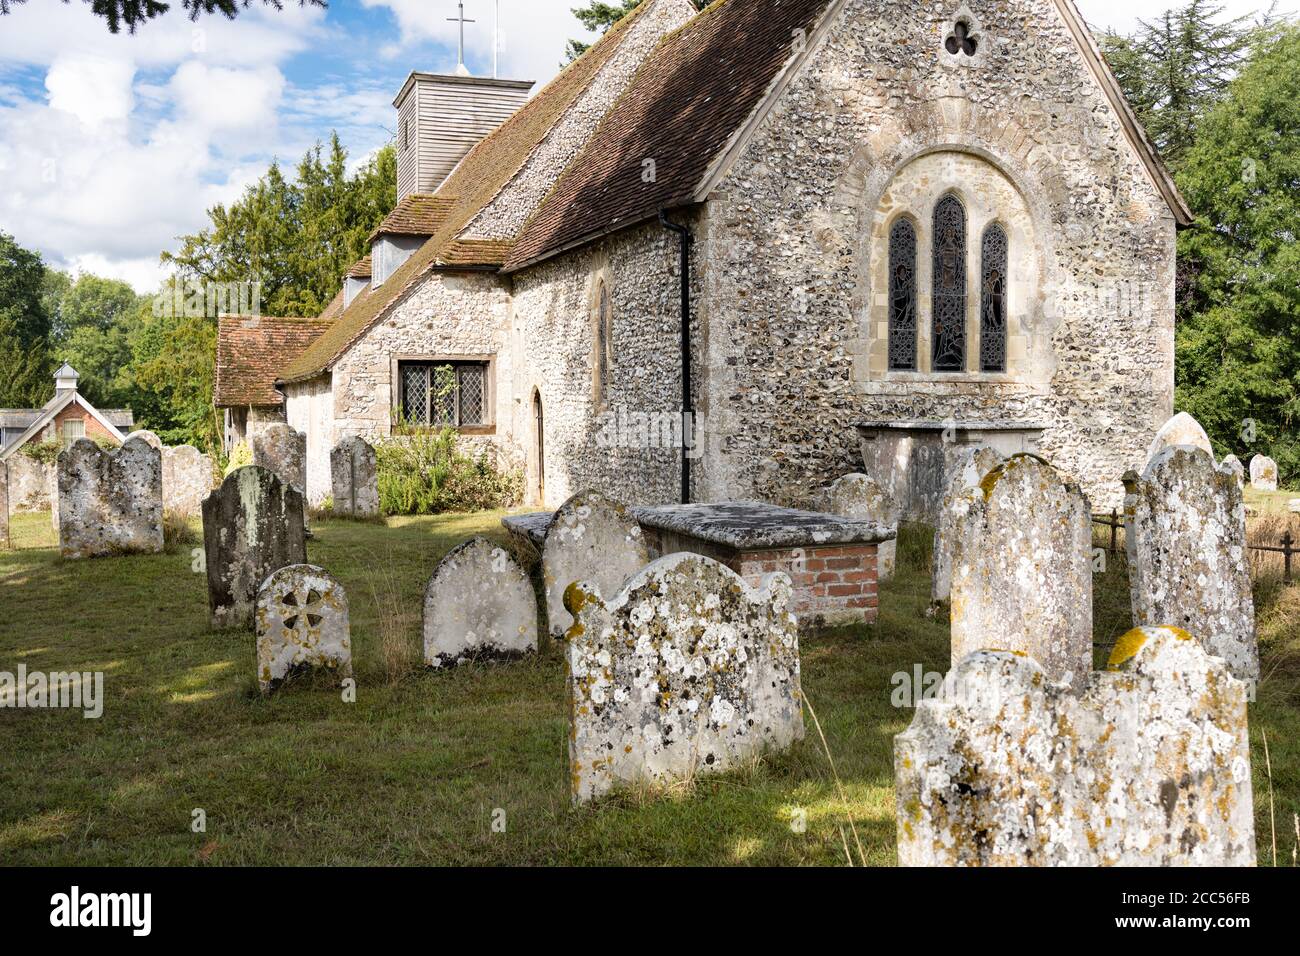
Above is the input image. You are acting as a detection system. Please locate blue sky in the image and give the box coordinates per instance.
[0,0,1287,291]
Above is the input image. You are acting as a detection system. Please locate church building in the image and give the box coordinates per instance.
[216,0,1188,512]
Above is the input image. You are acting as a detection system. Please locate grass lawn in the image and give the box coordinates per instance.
[1,508,1297,866]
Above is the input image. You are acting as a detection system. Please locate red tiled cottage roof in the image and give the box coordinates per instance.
[215,315,334,407]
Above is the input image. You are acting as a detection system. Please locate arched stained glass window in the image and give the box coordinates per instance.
[888,219,917,371]
[980,224,1008,373]
[931,195,967,372]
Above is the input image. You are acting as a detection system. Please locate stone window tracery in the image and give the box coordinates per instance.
[980,224,1008,373]
[931,195,967,373]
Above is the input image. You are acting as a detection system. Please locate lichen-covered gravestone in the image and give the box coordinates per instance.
[814,472,899,580]
[253,423,307,511]
[127,429,213,516]
[564,553,804,803]
[1124,447,1257,681]
[1249,454,1278,491]
[0,461,9,550]
[57,436,164,559]
[1145,410,1213,463]
[949,454,1092,693]
[202,466,307,629]
[423,537,537,667]
[1221,454,1246,488]
[931,445,1004,607]
[330,436,379,518]
[895,626,1254,866]
[541,489,649,637]
[255,564,352,694]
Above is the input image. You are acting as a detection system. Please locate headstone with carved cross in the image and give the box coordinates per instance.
[255,564,352,694]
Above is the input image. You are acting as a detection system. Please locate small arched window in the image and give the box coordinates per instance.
[888,218,917,371]
[594,280,613,406]
[980,224,1008,373]
[932,195,967,372]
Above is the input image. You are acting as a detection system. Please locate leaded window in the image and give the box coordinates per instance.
[888,218,917,371]
[399,361,488,427]
[980,224,1008,373]
[931,195,967,372]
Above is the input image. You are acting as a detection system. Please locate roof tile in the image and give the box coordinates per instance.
[215,315,334,406]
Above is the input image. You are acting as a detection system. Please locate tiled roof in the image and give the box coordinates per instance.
[318,287,346,321]
[277,0,659,384]
[367,194,455,242]
[0,410,42,429]
[215,315,334,406]
[506,0,833,270]
[346,254,372,278]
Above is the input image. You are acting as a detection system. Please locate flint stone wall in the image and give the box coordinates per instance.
[1249,455,1278,491]
[57,437,163,559]
[813,472,898,580]
[330,436,380,518]
[541,489,649,637]
[202,466,307,630]
[1125,447,1258,681]
[949,454,1092,692]
[255,564,352,693]
[423,537,538,667]
[932,445,1005,605]
[564,552,804,803]
[895,626,1254,866]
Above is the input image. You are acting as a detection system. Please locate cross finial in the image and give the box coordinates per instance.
[447,1,477,76]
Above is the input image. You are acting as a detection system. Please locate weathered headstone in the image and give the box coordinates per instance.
[255,564,352,694]
[202,466,307,630]
[814,472,899,580]
[330,436,379,518]
[541,489,648,637]
[1249,454,1278,491]
[126,430,213,516]
[1145,410,1213,463]
[0,461,9,550]
[253,423,307,509]
[931,445,1004,606]
[1288,498,1300,514]
[57,437,164,559]
[1221,454,1246,488]
[949,454,1092,693]
[1124,447,1258,681]
[124,429,162,450]
[423,537,538,667]
[564,553,804,803]
[895,626,1254,866]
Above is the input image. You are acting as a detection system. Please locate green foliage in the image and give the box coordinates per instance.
[44,272,142,409]
[375,426,522,516]
[0,0,326,34]
[20,439,62,465]
[163,136,396,317]
[0,230,53,407]
[127,300,221,454]
[1173,23,1300,484]
[224,441,252,476]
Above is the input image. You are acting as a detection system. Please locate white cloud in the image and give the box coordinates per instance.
[169,61,286,135]
[45,53,135,126]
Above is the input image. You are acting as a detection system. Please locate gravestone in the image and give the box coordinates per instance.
[1124,447,1258,681]
[423,537,537,667]
[253,424,307,514]
[1249,454,1278,491]
[1221,454,1246,488]
[0,461,9,550]
[814,472,899,580]
[895,626,1254,866]
[565,552,804,803]
[126,430,212,515]
[330,437,379,518]
[1145,411,1213,463]
[541,489,649,637]
[949,454,1092,693]
[931,445,1004,606]
[202,466,307,630]
[255,564,352,694]
[57,437,164,559]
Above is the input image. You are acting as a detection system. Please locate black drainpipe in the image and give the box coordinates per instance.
[659,209,693,505]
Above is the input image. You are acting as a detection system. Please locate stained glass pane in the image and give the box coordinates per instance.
[980,224,1008,373]
[459,365,485,425]
[401,365,428,424]
[432,365,456,425]
[932,195,967,372]
[888,219,917,371]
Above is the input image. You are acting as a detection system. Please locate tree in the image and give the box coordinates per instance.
[0,231,53,407]
[1173,23,1300,481]
[565,0,713,62]
[125,296,221,452]
[1098,0,1276,168]
[163,136,395,317]
[45,273,142,409]
[0,0,325,34]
